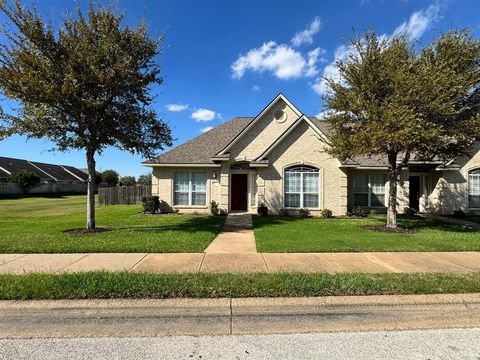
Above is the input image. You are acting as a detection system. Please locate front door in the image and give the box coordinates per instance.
[409,176,421,211]
[231,174,248,211]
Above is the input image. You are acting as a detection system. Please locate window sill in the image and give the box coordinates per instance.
[173,205,208,209]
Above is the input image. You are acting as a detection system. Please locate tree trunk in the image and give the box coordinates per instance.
[86,149,96,230]
[387,152,398,228]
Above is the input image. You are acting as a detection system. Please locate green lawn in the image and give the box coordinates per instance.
[0,195,224,253]
[1,271,480,299]
[253,215,480,252]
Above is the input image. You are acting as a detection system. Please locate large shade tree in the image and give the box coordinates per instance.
[324,30,480,227]
[0,1,172,230]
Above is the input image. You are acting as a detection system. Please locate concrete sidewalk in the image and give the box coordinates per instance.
[0,293,479,337]
[1,251,480,274]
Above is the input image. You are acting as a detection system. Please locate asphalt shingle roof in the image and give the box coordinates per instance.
[144,116,390,167]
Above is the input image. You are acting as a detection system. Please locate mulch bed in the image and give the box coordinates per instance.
[63,227,113,235]
[361,225,416,234]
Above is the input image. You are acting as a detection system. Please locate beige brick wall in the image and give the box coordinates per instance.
[151,167,220,214]
[258,121,348,216]
[229,99,300,161]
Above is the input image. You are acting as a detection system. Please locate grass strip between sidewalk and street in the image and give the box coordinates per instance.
[1,271,480,300]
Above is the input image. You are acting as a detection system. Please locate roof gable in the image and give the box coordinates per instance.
[216,93,302,156]
[256,115,331,161]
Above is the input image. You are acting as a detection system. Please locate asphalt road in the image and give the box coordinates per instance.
[1,328,480,359]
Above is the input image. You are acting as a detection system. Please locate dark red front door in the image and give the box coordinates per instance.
[231,174,248,211]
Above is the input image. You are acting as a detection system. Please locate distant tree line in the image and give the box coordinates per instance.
[96,170,152,187]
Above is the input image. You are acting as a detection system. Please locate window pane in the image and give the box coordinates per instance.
[469,171,480,208]
[192,193,206,206]
[251,174,257,206]
[174,173,189,192]
[191,173,206,193]
[303,173,319,193]
[353,193,368,207]
[285,172,301,193]
[174,192,189,206]
[303,193,319,208]
[469,196,480,208]
[285,193,301,208]
[370,174,386,206]
[353,175,368,193]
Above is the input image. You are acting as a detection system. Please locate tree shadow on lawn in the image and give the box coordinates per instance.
[110,216,225,235]
[252,215,479,235]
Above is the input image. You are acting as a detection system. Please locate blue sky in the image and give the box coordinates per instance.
[0,0,478,177]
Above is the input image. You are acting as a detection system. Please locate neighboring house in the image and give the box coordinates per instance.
[0,156,88,183]
[143,94,480,216]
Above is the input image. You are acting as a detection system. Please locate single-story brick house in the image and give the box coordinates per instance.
[143,94,480,216]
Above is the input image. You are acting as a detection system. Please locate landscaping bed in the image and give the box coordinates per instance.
[1,271,480,300]
[0,195,225,253]
[253,215,480,252]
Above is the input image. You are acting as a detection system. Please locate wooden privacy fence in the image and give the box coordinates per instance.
[98,185,152,205]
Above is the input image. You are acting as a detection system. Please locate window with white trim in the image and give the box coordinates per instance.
[174,172,207,206]
[250,173,257,206]
[353,174,386,207]
[469,169,480,209]
[284,166,320,208]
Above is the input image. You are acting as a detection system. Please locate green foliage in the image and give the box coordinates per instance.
[119,176,136,186]
[101,170,119,187]
[141,195,159,214]
[368,209,377,218]
[298,208,311,218]
[321,209,333,218]
[350,207,367,217]
[8,170,40,189]
[324,30,480,227]
[209,200,219,216]
[137,173,152,186]
[257,203,268,216]
[403,207,417,217]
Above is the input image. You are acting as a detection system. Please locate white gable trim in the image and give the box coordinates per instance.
[255,115,330,161]
[216,93,302,156]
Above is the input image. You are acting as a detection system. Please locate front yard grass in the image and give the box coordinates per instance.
[253,215,480,252]
[0,195,225,253]
[1,271,480,299]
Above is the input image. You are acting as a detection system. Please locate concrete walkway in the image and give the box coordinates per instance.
[1,251,480,274]
[204,213,257,254]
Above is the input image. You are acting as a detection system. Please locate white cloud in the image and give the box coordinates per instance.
[291,17,323,47]
[393,3,443,40]
[231,41,325,80]
[166,103,189,112]
[312,3,445,95]
[252,85,261,91]
[200,126,213,133]
[191,108,216,122]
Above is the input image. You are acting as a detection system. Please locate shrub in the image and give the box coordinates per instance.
[368,209,377,218]
[8,170,40,189]
[101,170,119,186]
[119,176,136,186]
[210,200,219,216]
[297,208,310,218]
[403,207,417,217]
[141,195,160,214]
[278,208,289,217]
[257,203,268,216]
[452,209,467,218]
[321,209,333,218]
[351,207,367,217]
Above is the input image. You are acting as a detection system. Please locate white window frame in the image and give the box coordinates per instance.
[469,169,480,210]
[284,166,320,209]
[173,172,207,207]
[353,174,386,208]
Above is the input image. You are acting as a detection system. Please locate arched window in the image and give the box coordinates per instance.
[284,165,320,208]
[469,169,480,209]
